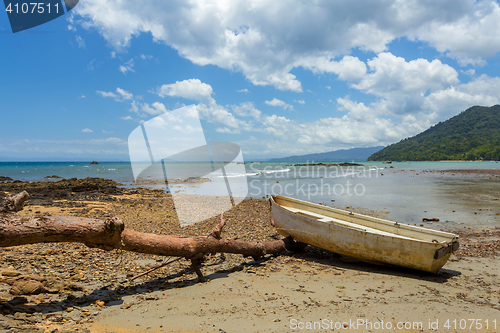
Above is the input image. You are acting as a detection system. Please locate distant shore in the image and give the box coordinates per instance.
[423,168,500,177]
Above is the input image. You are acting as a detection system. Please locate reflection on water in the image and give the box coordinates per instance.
[1,161,498,228]
[245,163,500,229]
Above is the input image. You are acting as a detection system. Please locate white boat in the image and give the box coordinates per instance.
[270,195,459,274]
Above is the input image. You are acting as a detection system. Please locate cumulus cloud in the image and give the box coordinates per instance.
[141,102,168,115]
[231,102,261,120]
[73,0,500,91]
[301,52,462,117]
[154,79,215,104]
[422,74,500,120]
[352,53,459,96]
[410,1,500,65]
[264,98,294,110]
[82,128,93,133]
[196,103,248,130]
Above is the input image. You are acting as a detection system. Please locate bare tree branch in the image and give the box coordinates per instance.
[0,192,306,282]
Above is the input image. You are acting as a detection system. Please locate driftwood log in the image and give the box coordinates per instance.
[0,191,305,282]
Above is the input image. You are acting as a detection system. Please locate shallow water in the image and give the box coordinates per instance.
[1,161,499,229]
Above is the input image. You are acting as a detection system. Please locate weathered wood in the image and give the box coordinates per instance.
[0,192,305,281]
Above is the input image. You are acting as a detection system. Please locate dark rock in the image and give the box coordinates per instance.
[6,297,28,305]
[90,161,99,165]
[71,184,99,192]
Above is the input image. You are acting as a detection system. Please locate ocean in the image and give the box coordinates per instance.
[1,160,499,228]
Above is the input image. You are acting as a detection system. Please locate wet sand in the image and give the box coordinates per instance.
[0,175,499,332]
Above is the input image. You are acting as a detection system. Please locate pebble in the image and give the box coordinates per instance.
[120,302,134,309]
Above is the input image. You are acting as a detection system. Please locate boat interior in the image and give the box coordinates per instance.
[273,196,458,244]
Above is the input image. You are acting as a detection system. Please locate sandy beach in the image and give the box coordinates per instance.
[0,172,499,332]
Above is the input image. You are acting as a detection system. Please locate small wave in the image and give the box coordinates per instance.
[264,168,291,174]
[213,168,292,178]
[250,168,291,176]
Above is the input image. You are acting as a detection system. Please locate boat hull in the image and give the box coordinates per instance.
[271,196,459,274]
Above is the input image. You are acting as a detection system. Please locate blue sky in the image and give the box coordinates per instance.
[1,0,500,161]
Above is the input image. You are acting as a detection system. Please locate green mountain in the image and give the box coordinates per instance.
[368,105,500,161]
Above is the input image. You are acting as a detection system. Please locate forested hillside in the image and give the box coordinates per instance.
[368,105,500,161]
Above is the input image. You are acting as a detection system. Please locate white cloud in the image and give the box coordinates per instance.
[463,69,475,76]
[129,100,139,113]
[352,53,458,96]
[173,124,203,133]
[216,127,240,134]
[0,137,127,158]
[111,51,116,58]
[410,1,500,66]
[237,100,424,155]
[302,52,461,117]
[87,59,95,71]
[154,79,214,104]
[264,98,293,110]
[75,35,86,48]
[140,54,152,60]
[422,74,500,120]
[141,102,168,115]
[121,116,133,120]
[97,87,133,101]
[231,102,261,120]
[79,94,86,98]
[96,90,117,99]
[82,128,93,133]
[237,88,249,93]
[73,0,500,91]
[119,59,134,74]
[196,103,247,130]
[116,87,133,100]
[295,100,305,104]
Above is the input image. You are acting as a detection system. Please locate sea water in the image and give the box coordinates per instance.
[1,161,499,228]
